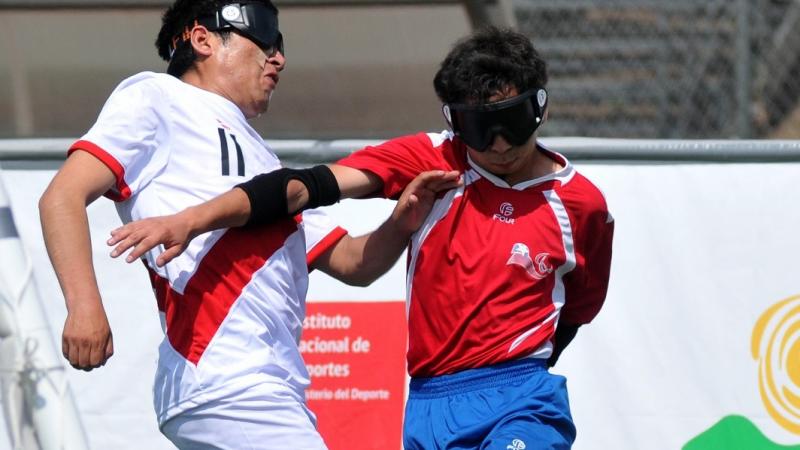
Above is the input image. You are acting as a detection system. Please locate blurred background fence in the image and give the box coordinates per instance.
[1,0,799,142]
[513,0,800,139]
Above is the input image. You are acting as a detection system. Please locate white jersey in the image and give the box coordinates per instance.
[70,72,346,425]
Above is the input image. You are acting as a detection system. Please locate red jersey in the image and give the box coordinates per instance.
[338,131,614,377]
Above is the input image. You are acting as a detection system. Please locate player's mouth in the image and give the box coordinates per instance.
[489,153,518,166]
[492,160,516,170]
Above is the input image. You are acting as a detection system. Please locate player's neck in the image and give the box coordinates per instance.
[501,147,563,185]
[180,69,235,108]
[529,146,564,179]
[180,69,206,91]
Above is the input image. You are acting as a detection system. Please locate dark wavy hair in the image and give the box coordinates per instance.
[155,0,277,77]
[433,27,547,105]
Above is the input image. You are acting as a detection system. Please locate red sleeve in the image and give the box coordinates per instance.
[68,140,131,201]
[336,132,461,199]
[560,189,614,325]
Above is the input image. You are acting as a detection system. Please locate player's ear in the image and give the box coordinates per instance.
[190,24,214,57]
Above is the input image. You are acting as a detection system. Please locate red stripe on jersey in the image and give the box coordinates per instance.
[148,219,298,365]
[68,140,132,201]
[306,226,347,267]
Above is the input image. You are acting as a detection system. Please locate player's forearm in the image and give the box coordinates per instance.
[182,187,253,236]
[323,169,458,285]
[40,170,114,371]
[39,150,118,311]
[286,179,310,215]
[356,217,412,283]
[285,164,382,213]
[237,165,381,226]
[39,189,103,310]
[328,216,411,286]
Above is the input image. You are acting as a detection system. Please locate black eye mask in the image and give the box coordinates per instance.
[444,88,547,152]
[198,2,284,55]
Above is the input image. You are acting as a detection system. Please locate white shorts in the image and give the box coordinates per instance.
[160,383,328,450]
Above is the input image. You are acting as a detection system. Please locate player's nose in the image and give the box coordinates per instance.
[488,134,512,154]
[269,50,286,72]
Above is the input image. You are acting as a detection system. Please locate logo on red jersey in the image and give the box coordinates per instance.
[507,243,554,279]
[494,202,516,224]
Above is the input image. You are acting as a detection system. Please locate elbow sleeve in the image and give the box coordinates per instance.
[236,165,341,226]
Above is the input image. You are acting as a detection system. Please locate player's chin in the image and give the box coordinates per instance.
[243,102,269,119]
[253,98,270,116]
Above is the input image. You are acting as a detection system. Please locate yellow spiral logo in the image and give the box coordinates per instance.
[751,294,800,435]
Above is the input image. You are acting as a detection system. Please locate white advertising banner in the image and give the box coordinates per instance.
[0,161,799,450]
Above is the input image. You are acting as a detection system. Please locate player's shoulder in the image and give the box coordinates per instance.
[381,130,453,150]
[423,130,456,149]
[375,130,461,163]
[550,169,613,231]
[419,130,465,167]
[110,71,175,98]
[566,171,608,208]
[547,153,609,214]
[92,72,177,123]
[564,168,603,193]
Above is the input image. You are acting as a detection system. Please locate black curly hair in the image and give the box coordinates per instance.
[155,0,277,77]
[433,27,547,105]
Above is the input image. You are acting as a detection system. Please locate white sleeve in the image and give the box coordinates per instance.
[68,73,171,201]
[300,208,347,266]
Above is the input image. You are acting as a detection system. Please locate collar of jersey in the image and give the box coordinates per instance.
[466,143,575,191]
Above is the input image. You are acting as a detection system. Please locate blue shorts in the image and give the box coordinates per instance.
[404,359,575,450]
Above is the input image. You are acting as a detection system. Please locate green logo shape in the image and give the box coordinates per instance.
[683,415,800,450]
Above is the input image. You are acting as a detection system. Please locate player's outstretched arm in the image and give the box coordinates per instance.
[108,187,252,266]
[39,151,117,371]
[108,164,385,266]
[312,170,461,286]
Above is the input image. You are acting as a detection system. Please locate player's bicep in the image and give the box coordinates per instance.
[45,150,118,205]
[328,164,383,199]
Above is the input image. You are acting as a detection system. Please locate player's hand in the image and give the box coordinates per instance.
[62,301,113,371]
[107,212,193,267]
[391,170,461,235]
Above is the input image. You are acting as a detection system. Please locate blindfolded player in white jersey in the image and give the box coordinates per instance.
[39,1,459,448]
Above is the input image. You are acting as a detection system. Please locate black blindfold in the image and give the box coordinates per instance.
[444,88,548,152]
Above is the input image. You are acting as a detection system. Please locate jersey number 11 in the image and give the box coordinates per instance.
[218,128,245,177]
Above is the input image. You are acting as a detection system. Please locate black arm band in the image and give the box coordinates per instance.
[547,323,581,367]
[235,165,341,226]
